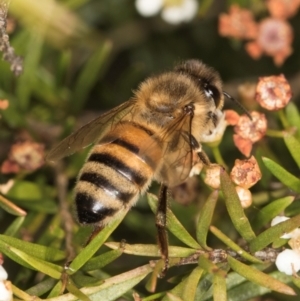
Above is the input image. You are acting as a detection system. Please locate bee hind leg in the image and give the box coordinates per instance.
[156,184,169,277]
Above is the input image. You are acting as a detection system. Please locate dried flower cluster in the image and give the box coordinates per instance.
[219,1,300,66]
[1,140,45,174]
[219,5,257,40]
[204,156,261,208]
[230,156,262,189]
[255,74,292,110]
[226,110,267,157]
[225,72,292,157]
[203,164,221,190]
[231,156,261,208]
[266,0,300,19]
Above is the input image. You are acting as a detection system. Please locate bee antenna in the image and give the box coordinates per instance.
[223,91,252,120]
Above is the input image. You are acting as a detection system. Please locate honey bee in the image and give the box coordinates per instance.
[47,60,232,275]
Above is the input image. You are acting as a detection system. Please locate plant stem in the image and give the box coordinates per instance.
[266,129,284,138]
[211,146,228,170]
[278,109,289,129]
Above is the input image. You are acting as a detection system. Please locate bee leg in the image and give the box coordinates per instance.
[59,224,103,293]
[156,184,169,277]
[85,224,103,246]
[198,151,211,166]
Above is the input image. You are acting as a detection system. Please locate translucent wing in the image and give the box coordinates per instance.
[46,100,137,161]
[156,112,198,187]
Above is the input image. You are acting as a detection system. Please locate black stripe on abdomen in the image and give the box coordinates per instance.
[111,138,157,170]
[88,153,147,186]
[79,172,134,204]
[75,192,117,224]
[112,138,140,154]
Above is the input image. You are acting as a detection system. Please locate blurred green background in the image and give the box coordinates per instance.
[1,0,300,300]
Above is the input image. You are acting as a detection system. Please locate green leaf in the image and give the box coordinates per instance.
[0,94,24,127]
[195,273,214,301]
[4,216,26,236]
[228,256,296,296]
[196,190,218,250]
[16,32,44,110]
[249,214,300,252]
[210,226,262,264]
[262,157,300,193]
[66,278,91,301]
[227,270,293,301]
[283,133,300,168]
[213,273,227,301]
[0,194,27,216]
[285,102,300,139]
[252,196,294,231]
[105,242,196,258]
[200,266,266,301]
[165,293,184,301]
[198,255,227,277]
[81,249,123,272]
[72,41,112,113]
[12,284,43,301]
[182,266,203,301]
[7,180,43,201]
[68,209,128,273]
[147,193,200,249]
[47,281,64,298]
[283,133,300,167]
[47,264,152,301]
[292,276,300,290]
[5,246,62,279]
[272,237,289,248]
[220,169,256,242]
[161,267,203,301]
[0,235,65,261]
[143,293,166,301]
[26,278,57,297]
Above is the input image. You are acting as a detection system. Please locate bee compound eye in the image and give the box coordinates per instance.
[204,84,221,107]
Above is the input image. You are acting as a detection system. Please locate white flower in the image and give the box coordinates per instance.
[203,164,221,189]
[135,0,199,25]
[271,216,300,239]
[0,281,12,301]
[0,266,12,301]
[162,0,199,25]
[235,186,252,208]
[276,249,300,275]
[271,216,289,226]
[0,266,7,281]
[135,0,163,17]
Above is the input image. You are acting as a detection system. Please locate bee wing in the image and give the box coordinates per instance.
[46,100,137,161]
[156,113,198,187]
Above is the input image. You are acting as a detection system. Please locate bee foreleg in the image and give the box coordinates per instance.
[156,184,169,277]
[197,151,211,166]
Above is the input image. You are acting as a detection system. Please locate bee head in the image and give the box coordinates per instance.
[174,60,224,110]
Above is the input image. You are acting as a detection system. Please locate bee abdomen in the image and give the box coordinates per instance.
[75,121,162,226]
[79,172,135,203]
[88,153,147,187]
[75,192,117,224]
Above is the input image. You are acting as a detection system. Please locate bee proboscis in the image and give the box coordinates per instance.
[47,60,230,276]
